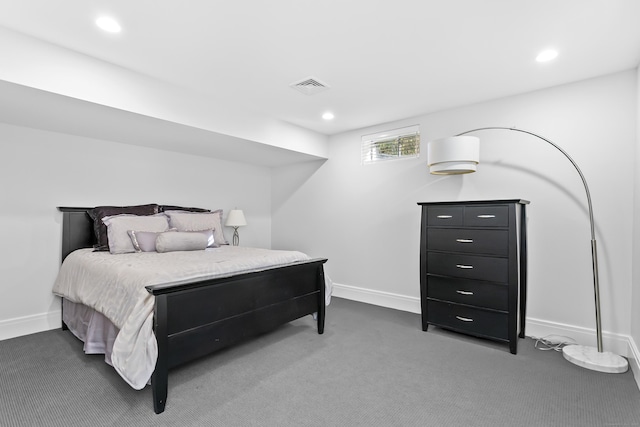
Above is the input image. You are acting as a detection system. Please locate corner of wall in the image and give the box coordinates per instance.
[629,334,640,391]
[633,64,640,390]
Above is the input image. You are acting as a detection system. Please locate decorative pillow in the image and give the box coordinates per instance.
[128,229,176,252]
[192,229,217,248]
[158,205,210,213]
[102,214,169,254]
[155,231,209,253]
[163,210,228,245]
[88,204,159,251]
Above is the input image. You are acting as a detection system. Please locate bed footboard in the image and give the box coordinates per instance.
[147,258,327,414]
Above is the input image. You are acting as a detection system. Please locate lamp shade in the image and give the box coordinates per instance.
[225,209,247,227]
[427,136,480,175]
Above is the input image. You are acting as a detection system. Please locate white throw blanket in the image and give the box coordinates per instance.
[52,246,328,389]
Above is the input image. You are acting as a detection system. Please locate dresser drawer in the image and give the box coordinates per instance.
[464,205,509,227]
[427,252,509,283]
[427,228,508,256]
[427,276,508,311]
[427,300,508,340]
[427,206,463,227]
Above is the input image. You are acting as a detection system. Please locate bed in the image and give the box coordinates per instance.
[53,206,328,414]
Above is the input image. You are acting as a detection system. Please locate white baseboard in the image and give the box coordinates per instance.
[525,316,631,357]
[628,335,640,391]
[0,310,61,342]
[331,283,421,314]
[332,282,640,389]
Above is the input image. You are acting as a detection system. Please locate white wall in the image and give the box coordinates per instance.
[632,65,640,382]
[0,122,272,340]
[273,70,637,355]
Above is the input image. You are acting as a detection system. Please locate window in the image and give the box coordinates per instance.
[361,125,420,164]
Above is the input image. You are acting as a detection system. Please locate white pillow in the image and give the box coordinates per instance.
[102,214,170,254]
[156,231,208,253]
[163,210,228,246]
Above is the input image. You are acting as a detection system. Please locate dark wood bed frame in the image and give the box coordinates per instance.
[58,207,327,414]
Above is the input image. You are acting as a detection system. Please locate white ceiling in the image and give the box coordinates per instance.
[0,0,639,138]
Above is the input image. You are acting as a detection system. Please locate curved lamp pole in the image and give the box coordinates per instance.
[427,127,628,373]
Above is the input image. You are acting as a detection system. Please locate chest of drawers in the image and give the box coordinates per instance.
[418,200,529,354]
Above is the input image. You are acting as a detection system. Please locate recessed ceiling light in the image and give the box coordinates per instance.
[96,16,122,33]
[322,112,335,120]
[536,49,558,62]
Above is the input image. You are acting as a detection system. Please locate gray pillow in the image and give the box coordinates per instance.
[155,231,208,253]
[128,229,176,252]
[102,214,169,254]
[158,205,210,213]
[191,229,218,248]
[163,210,228,245]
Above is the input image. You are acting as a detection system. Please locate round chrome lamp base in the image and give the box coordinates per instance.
[562,344,628,374]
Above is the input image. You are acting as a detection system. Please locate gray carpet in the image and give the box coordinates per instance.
[1,298,639,427]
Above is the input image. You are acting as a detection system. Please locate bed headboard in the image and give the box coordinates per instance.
[58,207,95,261]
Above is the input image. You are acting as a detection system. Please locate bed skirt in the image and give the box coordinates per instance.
[63,298,119,366]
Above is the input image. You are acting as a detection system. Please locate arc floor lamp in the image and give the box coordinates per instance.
[427,127,628,373]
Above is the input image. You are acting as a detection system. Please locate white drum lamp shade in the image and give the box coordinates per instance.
[225,210,247,227]
[428,136,480,175]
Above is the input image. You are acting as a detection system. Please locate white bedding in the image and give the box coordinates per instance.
[52,246,330,390]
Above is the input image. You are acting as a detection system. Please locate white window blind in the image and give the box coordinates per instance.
[361,125,420,164]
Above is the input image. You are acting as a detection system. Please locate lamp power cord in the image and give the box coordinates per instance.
[529,334,577,352]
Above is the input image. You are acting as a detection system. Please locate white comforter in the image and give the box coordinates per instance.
[52,246,328,389]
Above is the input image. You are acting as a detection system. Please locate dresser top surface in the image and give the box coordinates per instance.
[418,199,530,206]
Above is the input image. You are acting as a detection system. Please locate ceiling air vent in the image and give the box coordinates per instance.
[290,77,330,95]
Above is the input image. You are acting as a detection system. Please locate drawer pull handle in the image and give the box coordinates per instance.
[477,214,496,219]
[456,239,474,243]
[456,316,474,322]
[456,290,474,295]
[437,215,453,219]
[456,264,473,269]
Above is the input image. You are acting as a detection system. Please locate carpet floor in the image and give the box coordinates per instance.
[1,297,639,426]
